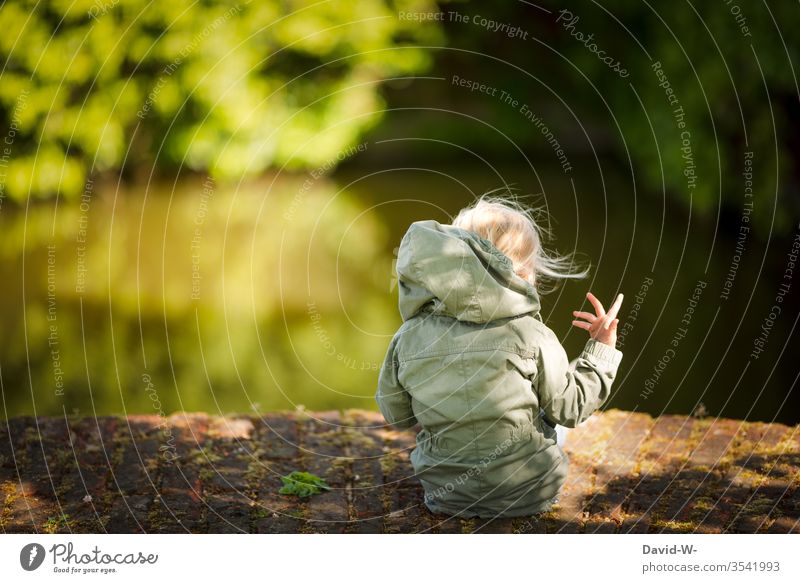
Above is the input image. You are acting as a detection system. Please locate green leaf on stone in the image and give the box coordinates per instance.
[278,471,331,498]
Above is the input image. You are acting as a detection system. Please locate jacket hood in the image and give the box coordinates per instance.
[396,220,541,323]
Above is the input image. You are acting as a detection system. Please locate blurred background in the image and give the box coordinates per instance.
[1,0,798,424]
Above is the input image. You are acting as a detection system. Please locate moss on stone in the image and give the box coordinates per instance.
[651,518,697,533]
[43,513,73,534]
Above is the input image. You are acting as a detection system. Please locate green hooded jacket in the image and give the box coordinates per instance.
[376,220,623,518]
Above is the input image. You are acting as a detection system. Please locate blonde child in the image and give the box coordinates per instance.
[376,195,624,517]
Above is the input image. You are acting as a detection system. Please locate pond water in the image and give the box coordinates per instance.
[1,166,797,424]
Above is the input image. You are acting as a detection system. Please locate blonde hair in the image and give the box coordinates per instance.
[451,194,590,293]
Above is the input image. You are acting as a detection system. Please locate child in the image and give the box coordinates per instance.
[376,196,624,518]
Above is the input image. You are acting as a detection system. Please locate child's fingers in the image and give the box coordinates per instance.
[603,314,622,330]
[603,318,620,333]
[572,310,596,322]
[607,293,624,320]
[572,320,592,331]
[586,292,606,317]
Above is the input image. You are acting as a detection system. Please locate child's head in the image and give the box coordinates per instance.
[452,194,589,292]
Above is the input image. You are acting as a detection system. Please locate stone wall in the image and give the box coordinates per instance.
[1,409,797,533]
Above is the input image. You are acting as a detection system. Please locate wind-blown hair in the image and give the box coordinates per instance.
[451,193,590,293]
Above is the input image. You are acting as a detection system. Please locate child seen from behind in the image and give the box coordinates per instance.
[376,196,624,517]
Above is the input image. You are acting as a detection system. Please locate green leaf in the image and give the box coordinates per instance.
[278,470,331,498]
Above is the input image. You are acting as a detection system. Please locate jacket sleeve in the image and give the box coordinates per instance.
[375,334,417,429]
[536,331,623,428]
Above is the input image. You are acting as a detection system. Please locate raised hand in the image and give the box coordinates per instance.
[571,292,624,348]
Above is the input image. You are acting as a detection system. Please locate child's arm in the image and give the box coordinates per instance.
[537,292,624,428]
[536,334,622,428]
[375,334,418,430]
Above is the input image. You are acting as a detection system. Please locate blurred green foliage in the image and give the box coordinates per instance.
[0,0,442,200]
[379,1,800,233]
[2,1,797,230]
[593,1,800,234]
